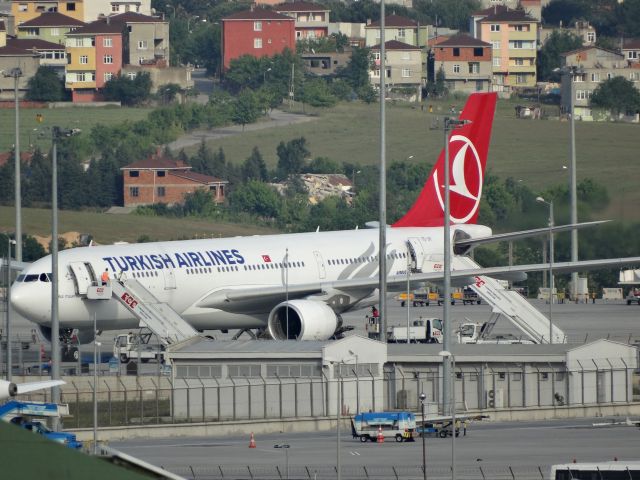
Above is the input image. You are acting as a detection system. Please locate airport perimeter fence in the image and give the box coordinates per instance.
[12,366,639,429]
[158,464,551,480]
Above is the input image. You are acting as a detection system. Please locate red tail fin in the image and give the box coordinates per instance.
[393,92,497,227]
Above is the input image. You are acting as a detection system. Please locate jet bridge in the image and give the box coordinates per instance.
[86,279,198,346]
[453,256,566,344]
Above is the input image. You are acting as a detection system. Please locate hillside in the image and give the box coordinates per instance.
[184,99,639,223]
[0,206,278,245]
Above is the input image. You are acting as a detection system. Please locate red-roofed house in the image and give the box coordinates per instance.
[370,40,422,97]
[121,155,228,207]
[64,18,123,102]
[433,34,492,93]
[365,15,418,47]
[622,38,640,64]
[222,8,295,70]
[275,2,329,41]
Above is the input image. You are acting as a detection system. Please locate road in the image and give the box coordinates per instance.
[111,418,640,478]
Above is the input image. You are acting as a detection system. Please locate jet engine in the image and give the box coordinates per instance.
[267,300,339,340]
[0,381,18,399]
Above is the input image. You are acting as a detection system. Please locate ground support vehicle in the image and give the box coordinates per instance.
[462,288,482,305]
[351,411,416,443]
[395,289,432,307]
[457,321,535,345]
[114,331,164,364]
[387,318,442,343]
[626,288,640,305]
[416,421,461,438]
[10,416,82,449]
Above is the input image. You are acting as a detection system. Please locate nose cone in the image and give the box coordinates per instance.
[11,281,50,324]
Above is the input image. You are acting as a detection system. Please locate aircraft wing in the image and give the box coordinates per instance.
[196,256,640,312]
[455,221,609,250]
[0,379,65,401]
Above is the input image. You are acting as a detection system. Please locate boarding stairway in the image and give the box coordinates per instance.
[108,279,199,346]
[453,256,566,344]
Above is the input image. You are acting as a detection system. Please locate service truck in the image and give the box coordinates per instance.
[387,318,443,343]
[114,331,164,363]
[351,411,416,443]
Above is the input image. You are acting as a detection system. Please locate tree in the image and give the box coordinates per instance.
[413,0,481,30]
[103,73,152,106]
[157,83,182,104]
[228,180,281,218]
[26,66,66,102]
[537,31,583,81]
[242,147,268,182]
[300,78,338,108]
[231,89,260,130]
[340,47,371,92]
[591,76,640,117]
[276,137,310,179]
[426,66,447,98]
[224,55,263,93]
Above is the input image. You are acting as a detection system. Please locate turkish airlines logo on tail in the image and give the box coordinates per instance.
[433,134,483,224]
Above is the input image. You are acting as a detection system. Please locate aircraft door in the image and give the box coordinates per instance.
[68,261,95,295]
[407,238,428,273]
[313,251,326,279]
[163,267,176,290]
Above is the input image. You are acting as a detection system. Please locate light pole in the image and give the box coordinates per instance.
[439,350,456,480]
[378,0,387,342]
[263,67,271,85]
[187,15,200,32]
[50,126,80,430]
[442,117,468,416]
[334,361,342,480]
[536,196,554,344]
[419,392,427,480]
[5,239,16,381]
[165,3,175,18]
[93,313,99,455]
[274,444,290,479]
[3,68,23,263]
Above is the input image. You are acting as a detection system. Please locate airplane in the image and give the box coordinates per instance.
[9,92,640,343]
[0,379,65,402]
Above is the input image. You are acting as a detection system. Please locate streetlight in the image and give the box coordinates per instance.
[50,126,81,430]
[556,65,583,299]
[419,392,427,480]
[93,313,100,455]
[442,117,469,418]
[3,68,23,263]
[187,15,200,32]
[536,196,554,344]
[332,361,343,480]
[5,238,16,381]
[439,350,456,480]
[274,444,290,479]
[165,3,175,18]
[263,67,271,85]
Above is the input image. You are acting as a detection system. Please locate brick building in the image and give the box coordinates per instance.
[222,8,295,70]
[121,155,228,207]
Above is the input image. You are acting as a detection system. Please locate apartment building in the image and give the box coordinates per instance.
[84,0,151,22]
[12,0,84,25]
[433,34,493,94]
[370,40,422,97]
[16,10,83,42]
[110,11,169,66]
[365,14,418,47]
[276,1,329,41]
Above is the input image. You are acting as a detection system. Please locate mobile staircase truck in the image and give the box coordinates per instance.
[351,411,417,443]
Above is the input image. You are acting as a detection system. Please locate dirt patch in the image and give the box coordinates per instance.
[32,231,92,250]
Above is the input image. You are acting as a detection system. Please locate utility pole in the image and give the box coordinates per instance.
[3,68,23,262]
[378,0,387,342]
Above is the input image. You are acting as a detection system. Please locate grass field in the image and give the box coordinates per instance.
[0,206,278,244]
[187,98,639,222]
[0,105,153,152]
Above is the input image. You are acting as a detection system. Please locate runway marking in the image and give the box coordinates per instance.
[350,451,361,456]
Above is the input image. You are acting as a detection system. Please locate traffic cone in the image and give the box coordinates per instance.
[377,426,384,444]
[249,432,256,448]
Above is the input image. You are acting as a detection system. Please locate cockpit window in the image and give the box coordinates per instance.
[24,274,39,282]
[16,275,25,282]
[39,273,50,282]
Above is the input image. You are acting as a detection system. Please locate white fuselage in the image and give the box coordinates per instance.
[11,224,491,333]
